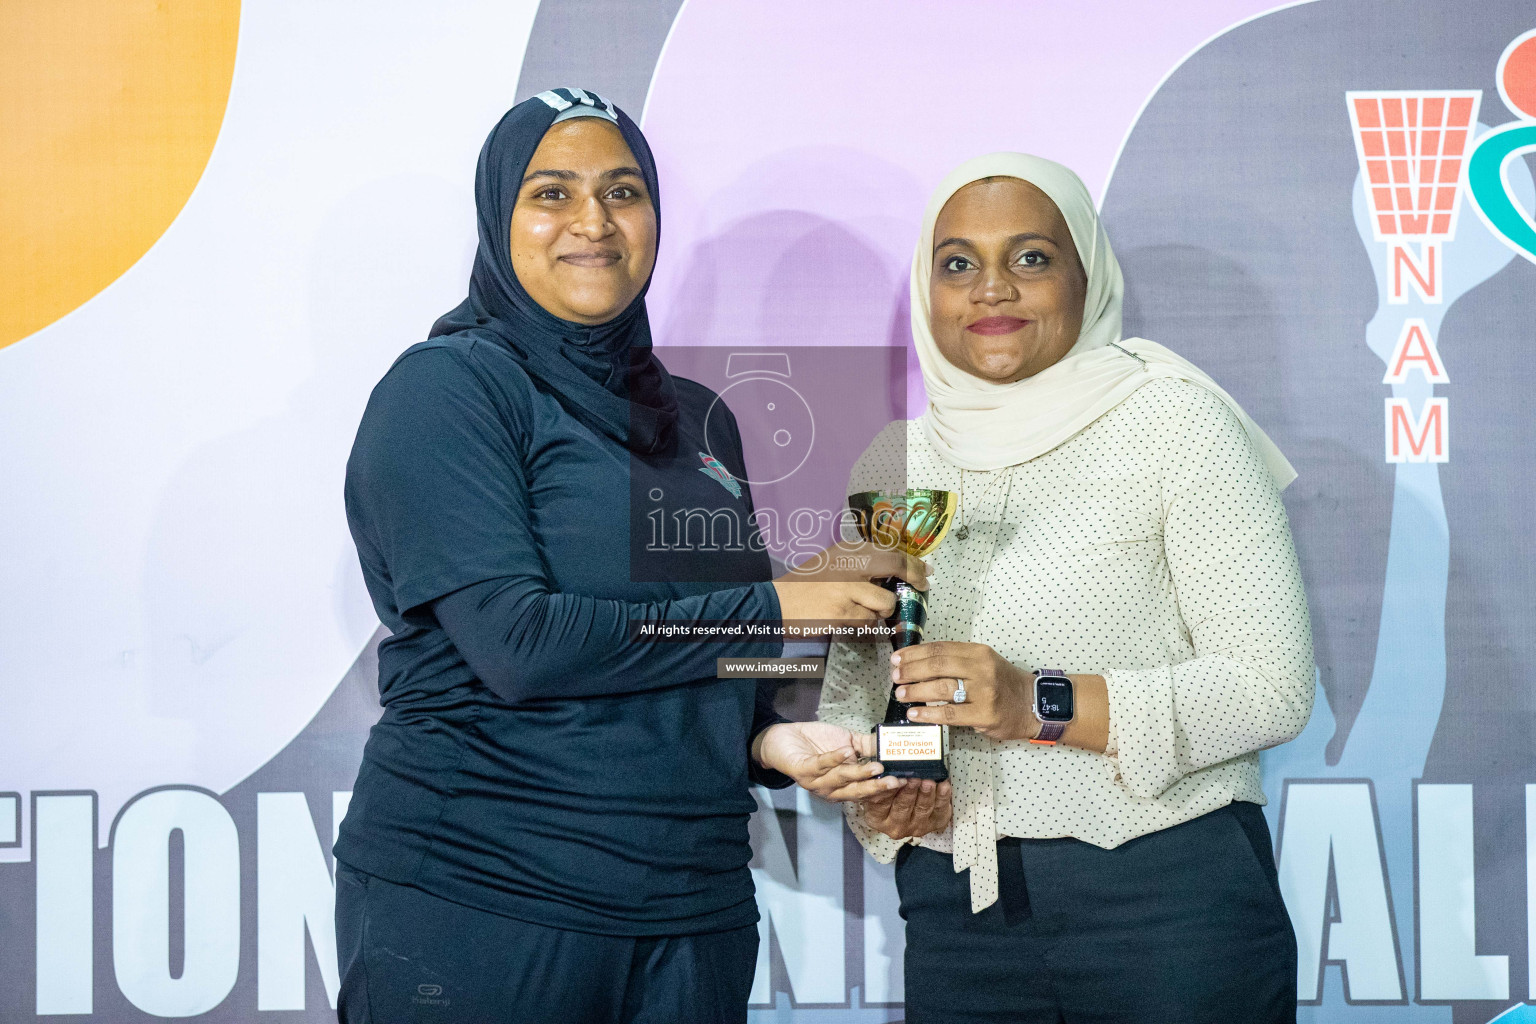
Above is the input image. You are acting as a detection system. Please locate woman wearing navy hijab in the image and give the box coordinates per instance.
[333,89,921,1023]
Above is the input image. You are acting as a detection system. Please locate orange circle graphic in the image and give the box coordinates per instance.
[0,2,240,349]
[1502,33,1536,120]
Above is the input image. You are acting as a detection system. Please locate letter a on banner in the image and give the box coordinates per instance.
[1382,319,1449,384]
[1276,781,1405,1002]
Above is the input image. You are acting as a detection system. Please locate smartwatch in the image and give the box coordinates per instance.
[1030,669,1074,745]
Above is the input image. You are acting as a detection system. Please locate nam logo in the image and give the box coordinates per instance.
[1346,29,1536,466]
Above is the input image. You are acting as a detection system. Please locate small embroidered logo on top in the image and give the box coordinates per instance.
[697,452,743,497]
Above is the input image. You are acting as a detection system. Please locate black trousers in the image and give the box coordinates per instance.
[334,864,758,1024]
[896,801,1297,1024]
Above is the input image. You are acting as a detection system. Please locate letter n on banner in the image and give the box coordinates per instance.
[1276,780,1406,1003]
[1390,242,1441,304]
[1385,398,1449,463]
[748,787,845,1005]
[257,793,342,1011]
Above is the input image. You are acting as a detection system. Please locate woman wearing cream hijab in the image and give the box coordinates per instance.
[818,153,1312,1022]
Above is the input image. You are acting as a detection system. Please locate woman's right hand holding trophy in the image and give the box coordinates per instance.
[770,539,929,633]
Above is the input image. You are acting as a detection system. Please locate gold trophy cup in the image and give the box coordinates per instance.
[848,489,957,781]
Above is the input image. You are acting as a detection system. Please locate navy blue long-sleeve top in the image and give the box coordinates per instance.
[335,333,790,936]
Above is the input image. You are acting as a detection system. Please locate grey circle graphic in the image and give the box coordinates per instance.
[705,377,816,486]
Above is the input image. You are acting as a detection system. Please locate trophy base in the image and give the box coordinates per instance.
[875,723,949,782]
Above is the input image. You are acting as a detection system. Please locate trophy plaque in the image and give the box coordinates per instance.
[848,489,957,781]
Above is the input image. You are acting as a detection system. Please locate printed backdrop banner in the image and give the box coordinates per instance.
[3,1,1535,1021]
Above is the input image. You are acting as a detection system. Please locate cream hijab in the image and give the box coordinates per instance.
[912,153,1296,488]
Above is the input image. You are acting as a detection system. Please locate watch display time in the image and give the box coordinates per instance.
[1035,677,1074,722]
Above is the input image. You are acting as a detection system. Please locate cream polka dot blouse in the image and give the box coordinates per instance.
[816,377,1315,913]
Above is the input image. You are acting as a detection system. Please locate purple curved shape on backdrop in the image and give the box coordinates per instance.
[641,0,1287,418]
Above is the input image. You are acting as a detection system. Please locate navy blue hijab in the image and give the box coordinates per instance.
[430,88,678,454]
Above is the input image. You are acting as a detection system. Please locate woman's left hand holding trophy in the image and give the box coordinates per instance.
[752,720,897,802]
[892,642,1037,741]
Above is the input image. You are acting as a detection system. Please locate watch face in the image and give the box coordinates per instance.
[1035,677,1074,722]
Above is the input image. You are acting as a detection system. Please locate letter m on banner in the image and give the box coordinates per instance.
[1347,91,1482,303]
[1385,397,1449,463]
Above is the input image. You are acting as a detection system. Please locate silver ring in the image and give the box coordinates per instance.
[953,680,967,704]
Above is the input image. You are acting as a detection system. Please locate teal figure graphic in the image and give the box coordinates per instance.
[698,452,743,498]
[1467,29,1536,264]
